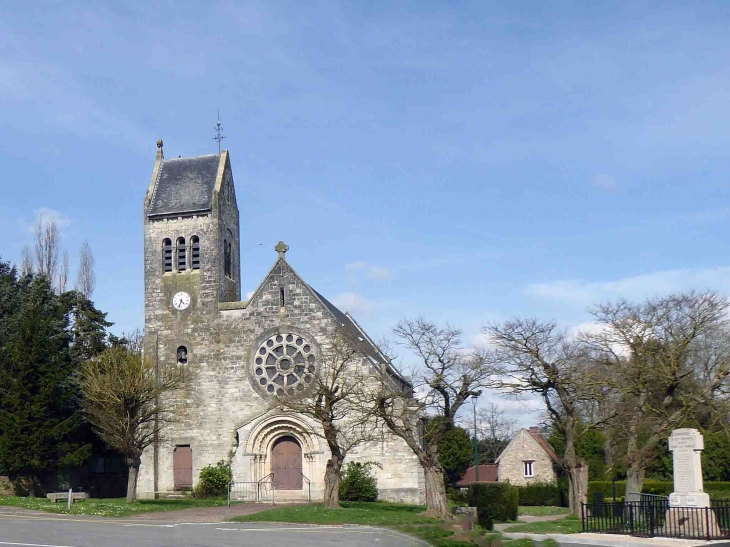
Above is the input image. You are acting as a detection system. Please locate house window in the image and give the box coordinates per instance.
[523,461,534,478]
[177,237,186,271]
[280,287,285,307]
[191,236,200,270]
[162,239,173,273]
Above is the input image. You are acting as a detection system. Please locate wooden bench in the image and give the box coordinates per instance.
[46,492,89,503]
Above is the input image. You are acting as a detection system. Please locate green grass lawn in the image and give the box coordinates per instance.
[503,516,582,534]
[233,501,496,546]
[0,496,228,517]
[517,506,570,517]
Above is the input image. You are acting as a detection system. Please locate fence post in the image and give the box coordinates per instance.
[649,501,655,537]
[67,488,72,510]
[706,507,711,541]
[581,502,585,532]
[227,481,230,507]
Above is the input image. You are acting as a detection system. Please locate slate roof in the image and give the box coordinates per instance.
[147,154,220,217]
[456,465,498,486]
[308,286,411,389]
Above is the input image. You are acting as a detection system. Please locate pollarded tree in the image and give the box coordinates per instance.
[273,328,380,508]
[586,292,730,496]
[78,344,183,502]
[372,318,495,518]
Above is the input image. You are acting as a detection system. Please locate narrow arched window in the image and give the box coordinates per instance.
[227,241,233,278]
[162,239,173,273]
[191,236,200,270]
[177,237,186,271]
[223,239,231,277]
[177,345,188,378]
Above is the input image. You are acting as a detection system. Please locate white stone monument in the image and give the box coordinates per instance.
[664,428,720,539]
[668,428,709,508]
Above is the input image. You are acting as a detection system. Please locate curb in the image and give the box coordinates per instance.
[502,532,730,546]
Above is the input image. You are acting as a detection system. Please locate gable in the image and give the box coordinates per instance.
[245,257,411,392]
[496,429,554,464]
[148,154,221,218]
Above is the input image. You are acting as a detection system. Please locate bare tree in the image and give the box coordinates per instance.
[485,319,606,515]
[78,344,183,502]
[476,402,517,464]
[586,292,730,496]
[76,241,95,298]
[20,246,33,276]
[273,329,379,508]
[371,318,495,518]
[57,250,69,294]
[33,215,59,281]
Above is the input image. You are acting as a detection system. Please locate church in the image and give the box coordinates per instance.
[138,141,424,503]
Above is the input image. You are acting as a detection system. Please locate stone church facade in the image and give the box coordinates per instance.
[138,142,424,503]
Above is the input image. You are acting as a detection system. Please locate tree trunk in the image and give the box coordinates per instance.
[126,457,141,503]
[562,416,587,515]
[423,464,449,518]
[323,457,342,509]
[625,460,646,501]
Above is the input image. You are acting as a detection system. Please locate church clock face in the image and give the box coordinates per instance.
[172,291,191,310]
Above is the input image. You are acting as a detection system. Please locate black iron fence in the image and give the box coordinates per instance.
[582,499,730,540]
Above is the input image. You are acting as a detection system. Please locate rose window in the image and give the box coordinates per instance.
[253,334,316,396]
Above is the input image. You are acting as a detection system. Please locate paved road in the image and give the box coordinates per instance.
[0,511,424,547]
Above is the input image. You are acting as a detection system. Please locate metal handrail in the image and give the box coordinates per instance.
[300,472,311,502]
[258,473,275,505]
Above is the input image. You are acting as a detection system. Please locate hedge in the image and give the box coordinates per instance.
[516,482,562,506]
[468,483,519,530]
[588,481,730,500]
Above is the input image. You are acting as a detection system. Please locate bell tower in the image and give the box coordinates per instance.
[142,140,241,335]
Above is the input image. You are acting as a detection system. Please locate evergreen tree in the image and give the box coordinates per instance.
[0,269,88,494]
[436,426,474,485]
[60,290,113,364]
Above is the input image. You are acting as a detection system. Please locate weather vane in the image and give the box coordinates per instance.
[213,110,226,153]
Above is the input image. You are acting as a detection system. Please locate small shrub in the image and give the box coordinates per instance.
[194,460,231,498]
[468,483,519,530]
[516,482,562,506]
[339,462,379,502]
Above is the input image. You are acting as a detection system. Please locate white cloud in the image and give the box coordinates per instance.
[21,207,71,234]
[346,261,391,281]
[592,173,618,191]
[526,266,730,307]
[331,292,375,316]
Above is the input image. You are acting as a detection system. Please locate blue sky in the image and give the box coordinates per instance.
[3,1,730,421]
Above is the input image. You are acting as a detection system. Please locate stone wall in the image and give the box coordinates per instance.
[497,429,556,486]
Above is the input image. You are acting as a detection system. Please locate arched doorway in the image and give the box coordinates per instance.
[271,436,302,490]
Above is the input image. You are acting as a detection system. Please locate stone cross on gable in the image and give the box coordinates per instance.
[668,428,709,508]
[275,241,289,259]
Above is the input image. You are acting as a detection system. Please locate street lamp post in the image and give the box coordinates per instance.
[472,394,479,482]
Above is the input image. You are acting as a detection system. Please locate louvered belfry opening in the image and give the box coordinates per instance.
[177,237,186,271]
[162,239,173,272]
[191,236,200,270]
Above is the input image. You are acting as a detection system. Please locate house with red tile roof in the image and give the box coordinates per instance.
[495,427,558,486]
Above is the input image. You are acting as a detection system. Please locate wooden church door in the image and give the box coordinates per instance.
[271,436,303,490]
[173,446,192,490]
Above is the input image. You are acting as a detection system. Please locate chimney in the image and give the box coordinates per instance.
[529,426,539,435]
